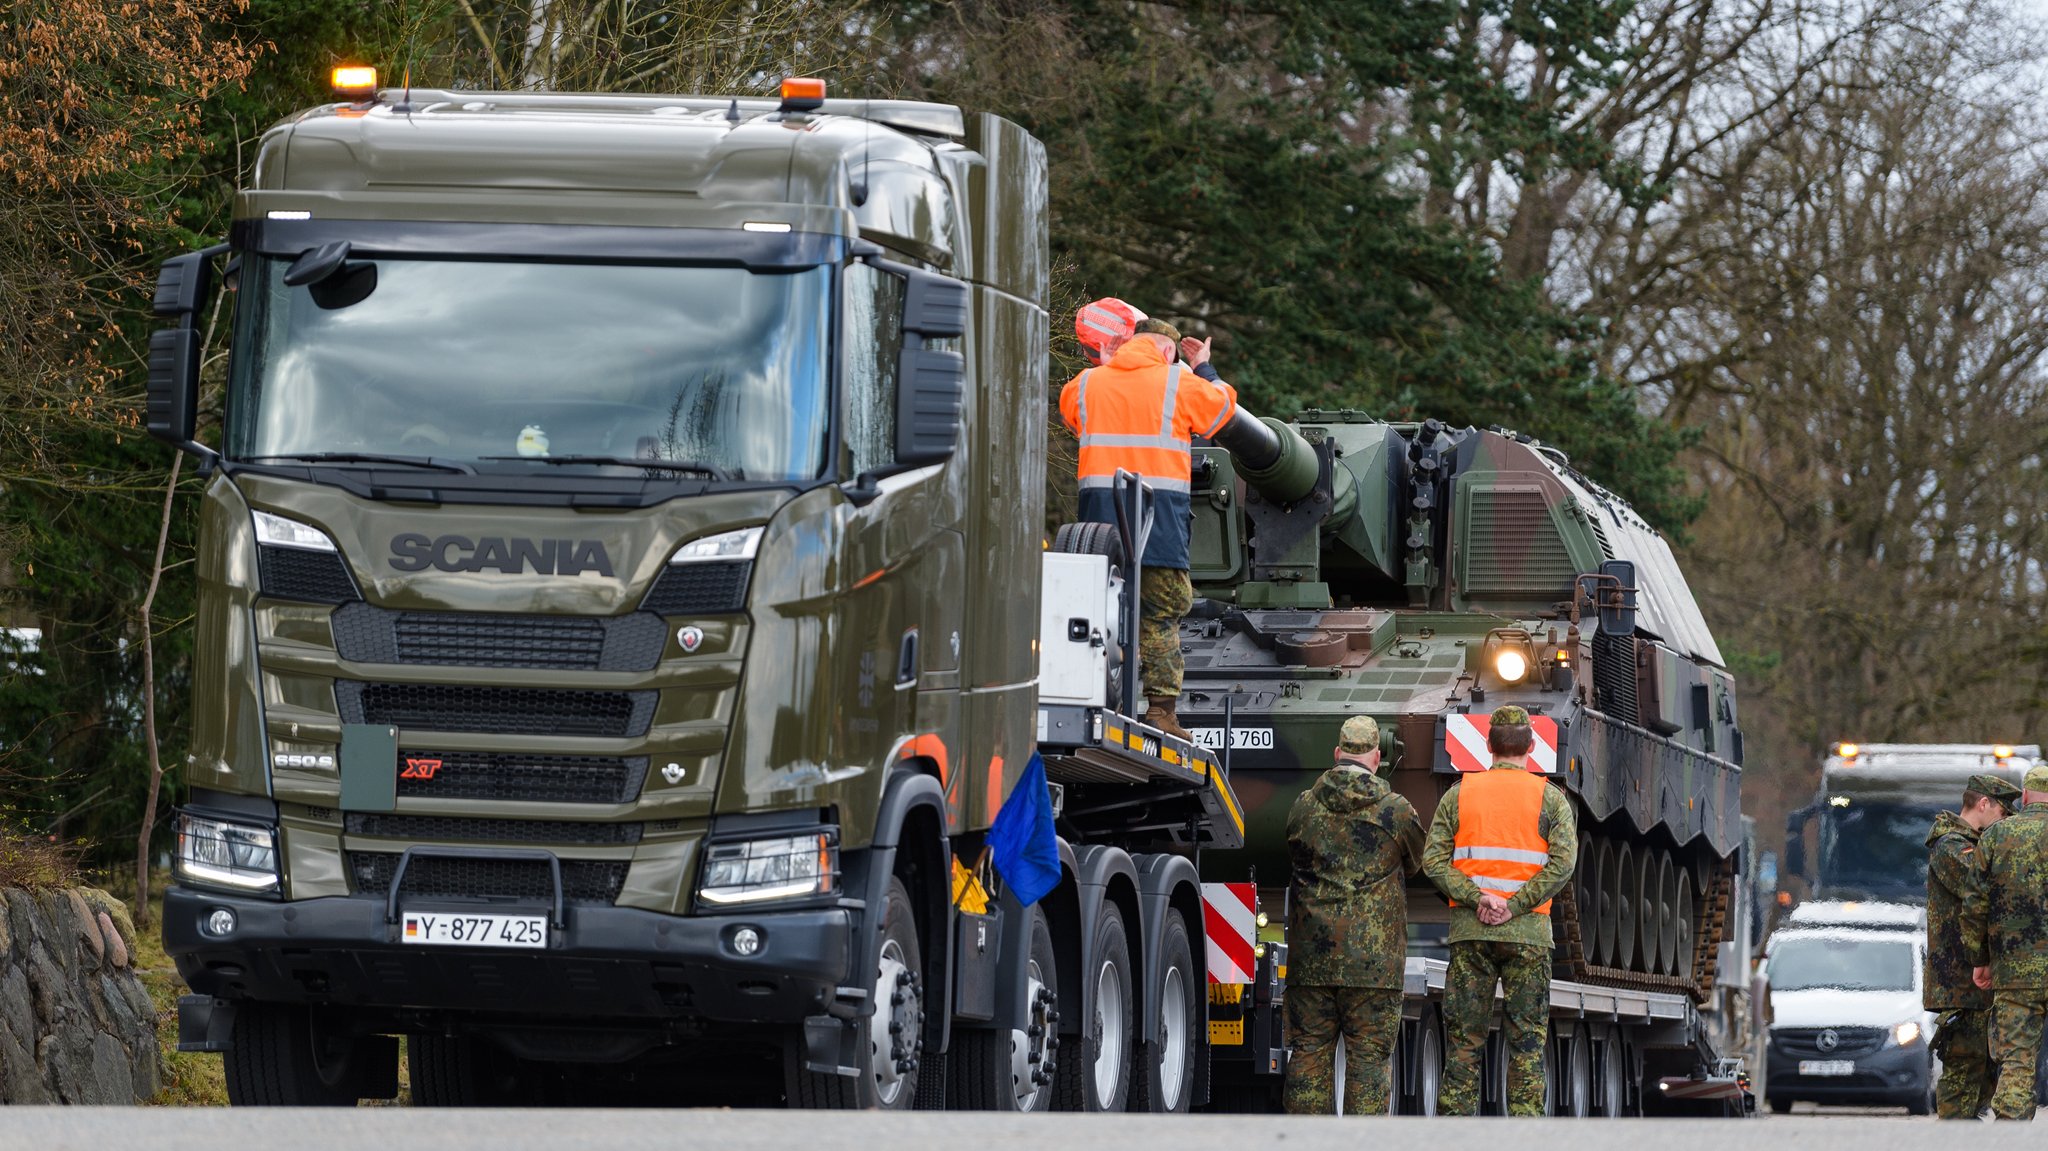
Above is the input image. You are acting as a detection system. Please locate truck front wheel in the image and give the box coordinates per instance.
[224,1002,388,1106]
[788,875,923,1109]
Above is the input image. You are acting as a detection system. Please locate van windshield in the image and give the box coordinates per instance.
[225,257,831,482]
[1768,936,1915,992]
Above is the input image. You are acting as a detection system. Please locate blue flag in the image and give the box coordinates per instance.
[987,752,1061,907]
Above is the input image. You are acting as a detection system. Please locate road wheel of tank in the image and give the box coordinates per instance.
[1574,830,1601,963]
[1406,1006,1444,1116]
[1131,908,1196,1113]
[223,1003,366,1105]
[1592,837,1617,967]
[1639,848,1665,975]
[409,1034,521,1107]
[951,902,1059,1112]
[1612,842,1637,971]
[1565,1024,1594,1117]
[785,875,924,1109]
[1673,864,1696,982]
[1058,900,1133,1112]
[1594,1025,1626,1117]
[1656,849,1681,977]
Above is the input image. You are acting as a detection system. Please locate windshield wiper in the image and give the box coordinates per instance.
[478,455,733,481]
[241,453,474,474]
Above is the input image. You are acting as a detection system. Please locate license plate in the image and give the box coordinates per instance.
[1798,1060,1854,1077]
[401,911,548,949]
[1188,727,1275,750]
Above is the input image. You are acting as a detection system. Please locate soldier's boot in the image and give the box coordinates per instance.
[1145,697,1193,742]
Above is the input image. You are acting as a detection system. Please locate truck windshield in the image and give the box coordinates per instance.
[1817,801,1943,896]
[1767,936,1915,993]
[225,257,831,481]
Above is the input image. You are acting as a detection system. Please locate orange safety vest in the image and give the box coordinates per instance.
[1058,339,1235,494]
[1451,768,1555,915]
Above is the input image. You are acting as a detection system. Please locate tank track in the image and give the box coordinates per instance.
[1553,853,1732,1005]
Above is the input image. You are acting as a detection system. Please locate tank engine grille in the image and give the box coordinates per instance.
[344,813,643,846]
[257,545,360,604]
[329,604,666,672]
[347,852,628,905]
[1458,486,1577,599]
[335,681,656,737]
[393,750,647,804]
[1592,632,1639,722]
[642,560,750,615]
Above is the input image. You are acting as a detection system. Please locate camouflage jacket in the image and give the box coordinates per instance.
[1422,765,1578,948]
[1924,810,1988,1009]
[1960,801,2048,990]
[1285,764,1424,988]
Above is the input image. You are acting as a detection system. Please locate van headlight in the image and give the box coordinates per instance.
[1889,1020,1922,1048]
[697,831,837,906]
[175,812,281,894]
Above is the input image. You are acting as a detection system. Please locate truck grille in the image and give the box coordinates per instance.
[642,560,750,615]
[335,682,656,737]
[258,545,359,604]
[348,852,629,905]
[344,813,642,846]
[394,750,647,804]
[329,604,666,672]
[1772,1027,1886,1059]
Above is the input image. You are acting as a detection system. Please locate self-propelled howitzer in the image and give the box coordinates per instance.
[1183,411,1744,994]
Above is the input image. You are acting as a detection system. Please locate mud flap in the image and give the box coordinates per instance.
[803,1014,862,1077]
[177,994,237,1053]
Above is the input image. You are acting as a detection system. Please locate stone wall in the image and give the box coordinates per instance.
[0,887,161,1103]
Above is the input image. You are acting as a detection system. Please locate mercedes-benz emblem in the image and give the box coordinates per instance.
[1816,1029,1840,1052]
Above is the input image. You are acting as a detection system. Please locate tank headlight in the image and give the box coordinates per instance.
[1494,649,1529,683]
[1891,1020,1921,1047]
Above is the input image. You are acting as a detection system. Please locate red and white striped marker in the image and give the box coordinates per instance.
[1445,713,1559,774]
[1202,882,1258,984]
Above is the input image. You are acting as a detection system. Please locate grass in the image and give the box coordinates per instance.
[130,884,230,1105]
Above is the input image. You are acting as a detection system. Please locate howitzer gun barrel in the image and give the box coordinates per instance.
[1213,407,1320,505]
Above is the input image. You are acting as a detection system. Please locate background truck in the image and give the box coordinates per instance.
[150,72,1243,1112]
[1781,742,2035,906]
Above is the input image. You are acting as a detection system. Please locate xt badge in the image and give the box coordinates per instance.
[677,626,703,653]
[661,762,686,785]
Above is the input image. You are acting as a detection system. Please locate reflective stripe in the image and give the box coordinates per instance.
[1076,370,1091,433]
[1078,313,1125,338]
[1453,846,1551,867]
[1159,364,1182,437]
[1080,433,1190,450]
[1079,475,1191,493]
[1470,876,1527,893]
[1199,401,1236,439]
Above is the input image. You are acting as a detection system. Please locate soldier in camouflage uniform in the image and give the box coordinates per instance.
[1925,772,2021,1119]
[1962,761,2048,1120]
[1422,706,1576,1116]
[1283,714,1424,1115]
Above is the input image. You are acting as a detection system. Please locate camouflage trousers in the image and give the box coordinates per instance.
[1138,568,1193,699]
[1284,985,1404,1115]
[1932,1006,1994,1119]
[1989,989,2047,1120]
[1439,940,1549,1117]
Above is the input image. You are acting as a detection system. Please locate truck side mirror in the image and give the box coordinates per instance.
[895,268,967,465]
[1783,804,1814,880]
[147,249,222,450]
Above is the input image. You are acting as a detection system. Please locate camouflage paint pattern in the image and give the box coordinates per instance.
[1439,940,1548,1116]
[1961,801,2048,989]
[1139,567,1193,699]
[1925,810,1989,1010]
[1988,991,2046,1120]
[1930,1006,1993,1119]
[1283,985,1403,1115]
[1284,764,1422,988]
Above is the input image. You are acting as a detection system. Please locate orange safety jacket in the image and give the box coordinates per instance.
[1450,768,1555,915]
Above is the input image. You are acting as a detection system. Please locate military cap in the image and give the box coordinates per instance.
[1337,714,1380,754]
[1491,705,1532,727]
[1968,773,2024,811]
[1134,317,1182,346]
[2026,762,2048,793]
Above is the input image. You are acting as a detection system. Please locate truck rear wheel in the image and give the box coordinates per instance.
[950,902,1058,1111]
[1058,899,1133,1112]
[788,875,923,1110]
[224,1002,383,1106]
[1130,907,1196,1113]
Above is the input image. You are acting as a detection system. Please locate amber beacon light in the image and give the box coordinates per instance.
[779,77,826,112]
[331,66,378,101]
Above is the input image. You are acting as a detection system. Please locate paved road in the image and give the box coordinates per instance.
[2,1110,2035,1151]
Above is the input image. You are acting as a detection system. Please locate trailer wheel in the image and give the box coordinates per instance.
[1130,908,1196,1113]
[1564,1024,1593,1116]
[951,902,1058,1112]
[1058,899,1133,1112]
[788,875,923,1110]
[1408,1006,1444,1115]
[1479,1028,1510,1115]
[223,1003,379,1106]
[1594,1024,1626,1117]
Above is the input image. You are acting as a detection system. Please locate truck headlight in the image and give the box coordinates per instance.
[175,812,281,894]
[1890,1020,1922,1047]
[670,527,762,563]
[697,831,837,906]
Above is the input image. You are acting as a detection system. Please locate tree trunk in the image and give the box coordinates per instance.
[133,451,183,927]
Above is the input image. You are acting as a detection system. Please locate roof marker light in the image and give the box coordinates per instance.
[742,221,792,233]
[1835,742,1859,760]
[779,77,826,113]
[331,66,378,102]
[1994,744,2016,759]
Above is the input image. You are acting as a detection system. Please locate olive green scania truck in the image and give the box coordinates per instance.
[151,74,1243,1110]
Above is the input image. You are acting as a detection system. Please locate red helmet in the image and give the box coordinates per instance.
[1075,297,1146,358]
